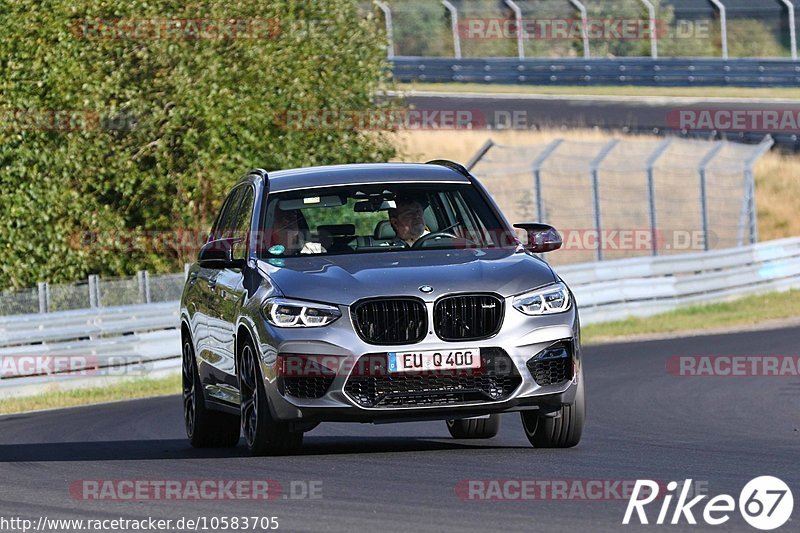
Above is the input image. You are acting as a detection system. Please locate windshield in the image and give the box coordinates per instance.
[258,183,512,258]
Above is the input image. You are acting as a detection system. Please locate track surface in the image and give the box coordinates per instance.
[1,326,798,532]
[402,92,800,149]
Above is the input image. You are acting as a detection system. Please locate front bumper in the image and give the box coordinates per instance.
[248,296,581,423]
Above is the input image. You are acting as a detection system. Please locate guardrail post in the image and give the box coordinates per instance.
[442,0,462,59]
[590,140,620,261]
[376,1,395,60]
[531,139,564,223]
[645,138,672,255]
[568,0,591,58]
[698,142,725,252]
[504,0,525,59]
[709,0,728,60]
[37,282,49,313]
[466,139,495,171]
[780,0,797,60]
[88,274,99,308]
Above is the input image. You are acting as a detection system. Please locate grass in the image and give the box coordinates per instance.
[0,373,180,416]
[389,128,800,242]
[397,82,800,100]
[582,289,800,344]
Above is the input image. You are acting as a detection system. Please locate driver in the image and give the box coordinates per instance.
[388,197,430,247]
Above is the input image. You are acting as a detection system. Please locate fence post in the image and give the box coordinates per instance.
[531,139,564,223]
[739,135,773,245]
[504,0,525,59]
[698,142,725,252]
[781,0,798,60]
[376,1,395,60]
[137,270,152,304]
[644,138,673,256]
[466,139,495,171]
[639,0,658,59]
[568,0,591,58]
[709,0,728,60]
[441,0,462,59]
[37,282,49,313]
[88,274,99,308]
[590,140,620,261]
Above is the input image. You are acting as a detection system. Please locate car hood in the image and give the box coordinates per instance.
[256,248,557,306]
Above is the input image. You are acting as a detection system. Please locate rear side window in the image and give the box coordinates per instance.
[211,187,245,241]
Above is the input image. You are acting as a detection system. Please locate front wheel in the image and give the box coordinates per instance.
[239,339,303,456]
[520,373,585,448]
[446,414,501,439]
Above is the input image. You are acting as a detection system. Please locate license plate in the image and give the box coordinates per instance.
[388,348,481,373]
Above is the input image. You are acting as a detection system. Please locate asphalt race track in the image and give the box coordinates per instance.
[0,326,797,532]
[402,92,800,150]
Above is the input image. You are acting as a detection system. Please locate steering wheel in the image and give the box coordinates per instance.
[412,230,459,248]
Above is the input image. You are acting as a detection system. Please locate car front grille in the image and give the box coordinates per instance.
[526,342,574,386]
[433,294,504,341]
[352,298,427,345]
[278,355,336,399]
[344,348,521,408]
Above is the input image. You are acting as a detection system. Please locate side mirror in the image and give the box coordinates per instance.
[198,238,246,269]
[513,223,563,253]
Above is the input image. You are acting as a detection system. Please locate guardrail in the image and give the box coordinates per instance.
[1,237,799,398]
[392,57,800,87]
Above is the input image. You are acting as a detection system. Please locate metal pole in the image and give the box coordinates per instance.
[709,0,728,59]
[531,139,564,223]
[466,139,495,171]
[742,135,774,244]
[780,0,798,60]
[639,0,658,59]
[644,138,673,255]
[442,0,462,59]
[504,0,525,59]
[376,1,395,60]
[698,142,725,252]
[590,140,620,261]
[568,0,590,58]
[88,274,99,308]
[37,282,48,313]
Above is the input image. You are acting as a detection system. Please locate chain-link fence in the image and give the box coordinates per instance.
[0,270,187,317]
[468,135,773,265]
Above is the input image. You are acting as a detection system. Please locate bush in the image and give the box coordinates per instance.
[0,0,394,288]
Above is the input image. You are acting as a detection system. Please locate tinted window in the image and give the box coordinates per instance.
[211,187,245,240]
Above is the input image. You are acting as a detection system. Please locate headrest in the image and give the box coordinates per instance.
[374,220,396,240]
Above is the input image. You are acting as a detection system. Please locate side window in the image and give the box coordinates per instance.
[231,186,255,260]
[210,187,244,241]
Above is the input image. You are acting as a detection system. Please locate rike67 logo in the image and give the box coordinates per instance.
[624,477,793,530]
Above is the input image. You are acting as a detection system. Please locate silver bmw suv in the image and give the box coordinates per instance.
[180,161,585,455]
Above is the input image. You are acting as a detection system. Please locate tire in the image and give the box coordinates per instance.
[446,414,501,439]
[238,337,304,456]
[520,372,585,448]
[182,337,241,448]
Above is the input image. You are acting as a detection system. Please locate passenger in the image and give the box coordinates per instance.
[271,208,325,255]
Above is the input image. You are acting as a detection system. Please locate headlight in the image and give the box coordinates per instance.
[513,282,571,315]
[262,298,342,327]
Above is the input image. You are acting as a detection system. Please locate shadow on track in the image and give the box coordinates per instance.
[0,436,522,462]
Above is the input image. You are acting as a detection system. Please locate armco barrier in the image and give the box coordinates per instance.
[392,57,800,87]
[1,237,799,397]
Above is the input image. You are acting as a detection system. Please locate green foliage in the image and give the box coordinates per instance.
[0,0,395,288]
